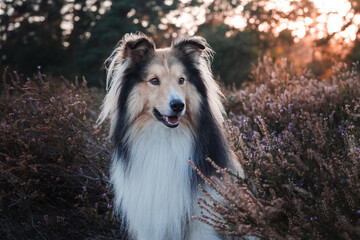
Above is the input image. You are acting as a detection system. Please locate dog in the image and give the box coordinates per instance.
[98,32,236,240]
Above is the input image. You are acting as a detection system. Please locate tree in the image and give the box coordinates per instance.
[0,0,66,74]
[198,23,257,87]
[0,0,105,76]
[75,0,182,86]
[347,0,360,71]
[194,0,316,86]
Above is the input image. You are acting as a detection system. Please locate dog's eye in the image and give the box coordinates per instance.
[179,77,185,85]
[149,78,160,86]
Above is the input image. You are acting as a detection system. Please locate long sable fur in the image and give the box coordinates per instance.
[98,33,231,176]
[98,32,235,239]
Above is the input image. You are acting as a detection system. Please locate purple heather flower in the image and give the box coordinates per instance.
[288,103,293,110]
[338,126,346,136]
[37,66,41,69]
[82,186,86,192]
[298,179,304,187]
[102,173,109,180]
[357,210,360,214]
[78,167,83,174]
[107,203,112,209]
[329,111,335,119]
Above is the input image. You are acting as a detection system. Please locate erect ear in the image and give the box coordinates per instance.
[122,33,155,64]
[172,36,208,58]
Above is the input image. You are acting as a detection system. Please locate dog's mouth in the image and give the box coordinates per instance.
[153,108,180,128]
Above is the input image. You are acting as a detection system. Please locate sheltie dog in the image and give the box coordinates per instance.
[98,33,237,240]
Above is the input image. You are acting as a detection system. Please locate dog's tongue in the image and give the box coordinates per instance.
[169,116,179,123]
[162,115,179,124]
[168,116,179,124]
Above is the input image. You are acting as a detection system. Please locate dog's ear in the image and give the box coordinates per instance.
[122,33,155,64]
[172,36,207,59]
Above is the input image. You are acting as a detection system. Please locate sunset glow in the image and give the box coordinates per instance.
[168,0,359,45]
[166,5,206,36]
[312,0,358,42]
[223,0,360,43]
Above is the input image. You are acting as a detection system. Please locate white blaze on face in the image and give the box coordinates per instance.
[168,86,185,114]
[168,86,181,101]
[144,58,187,114]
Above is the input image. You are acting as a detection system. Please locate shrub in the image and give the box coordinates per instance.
[195,58,360,239]
[2,57,359,240]
[0,69,121,239]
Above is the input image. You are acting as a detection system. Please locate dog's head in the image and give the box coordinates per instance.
[98,33,224,132]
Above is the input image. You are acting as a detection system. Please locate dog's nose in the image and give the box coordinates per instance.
[170,99,184,113]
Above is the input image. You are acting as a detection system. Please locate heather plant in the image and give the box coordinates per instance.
[0,69,121,239]
[194,58,360,239]
[1,57,359,240]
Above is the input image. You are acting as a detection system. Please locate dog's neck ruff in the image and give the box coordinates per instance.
[111,121,195,240]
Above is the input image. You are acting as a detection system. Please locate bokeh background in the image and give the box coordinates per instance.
[1,0,360,86]
[1,1,360,240]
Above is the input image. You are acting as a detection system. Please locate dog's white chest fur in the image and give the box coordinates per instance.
[111,122,205,240]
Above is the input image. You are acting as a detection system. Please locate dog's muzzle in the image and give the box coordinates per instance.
[153,99,185,128]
